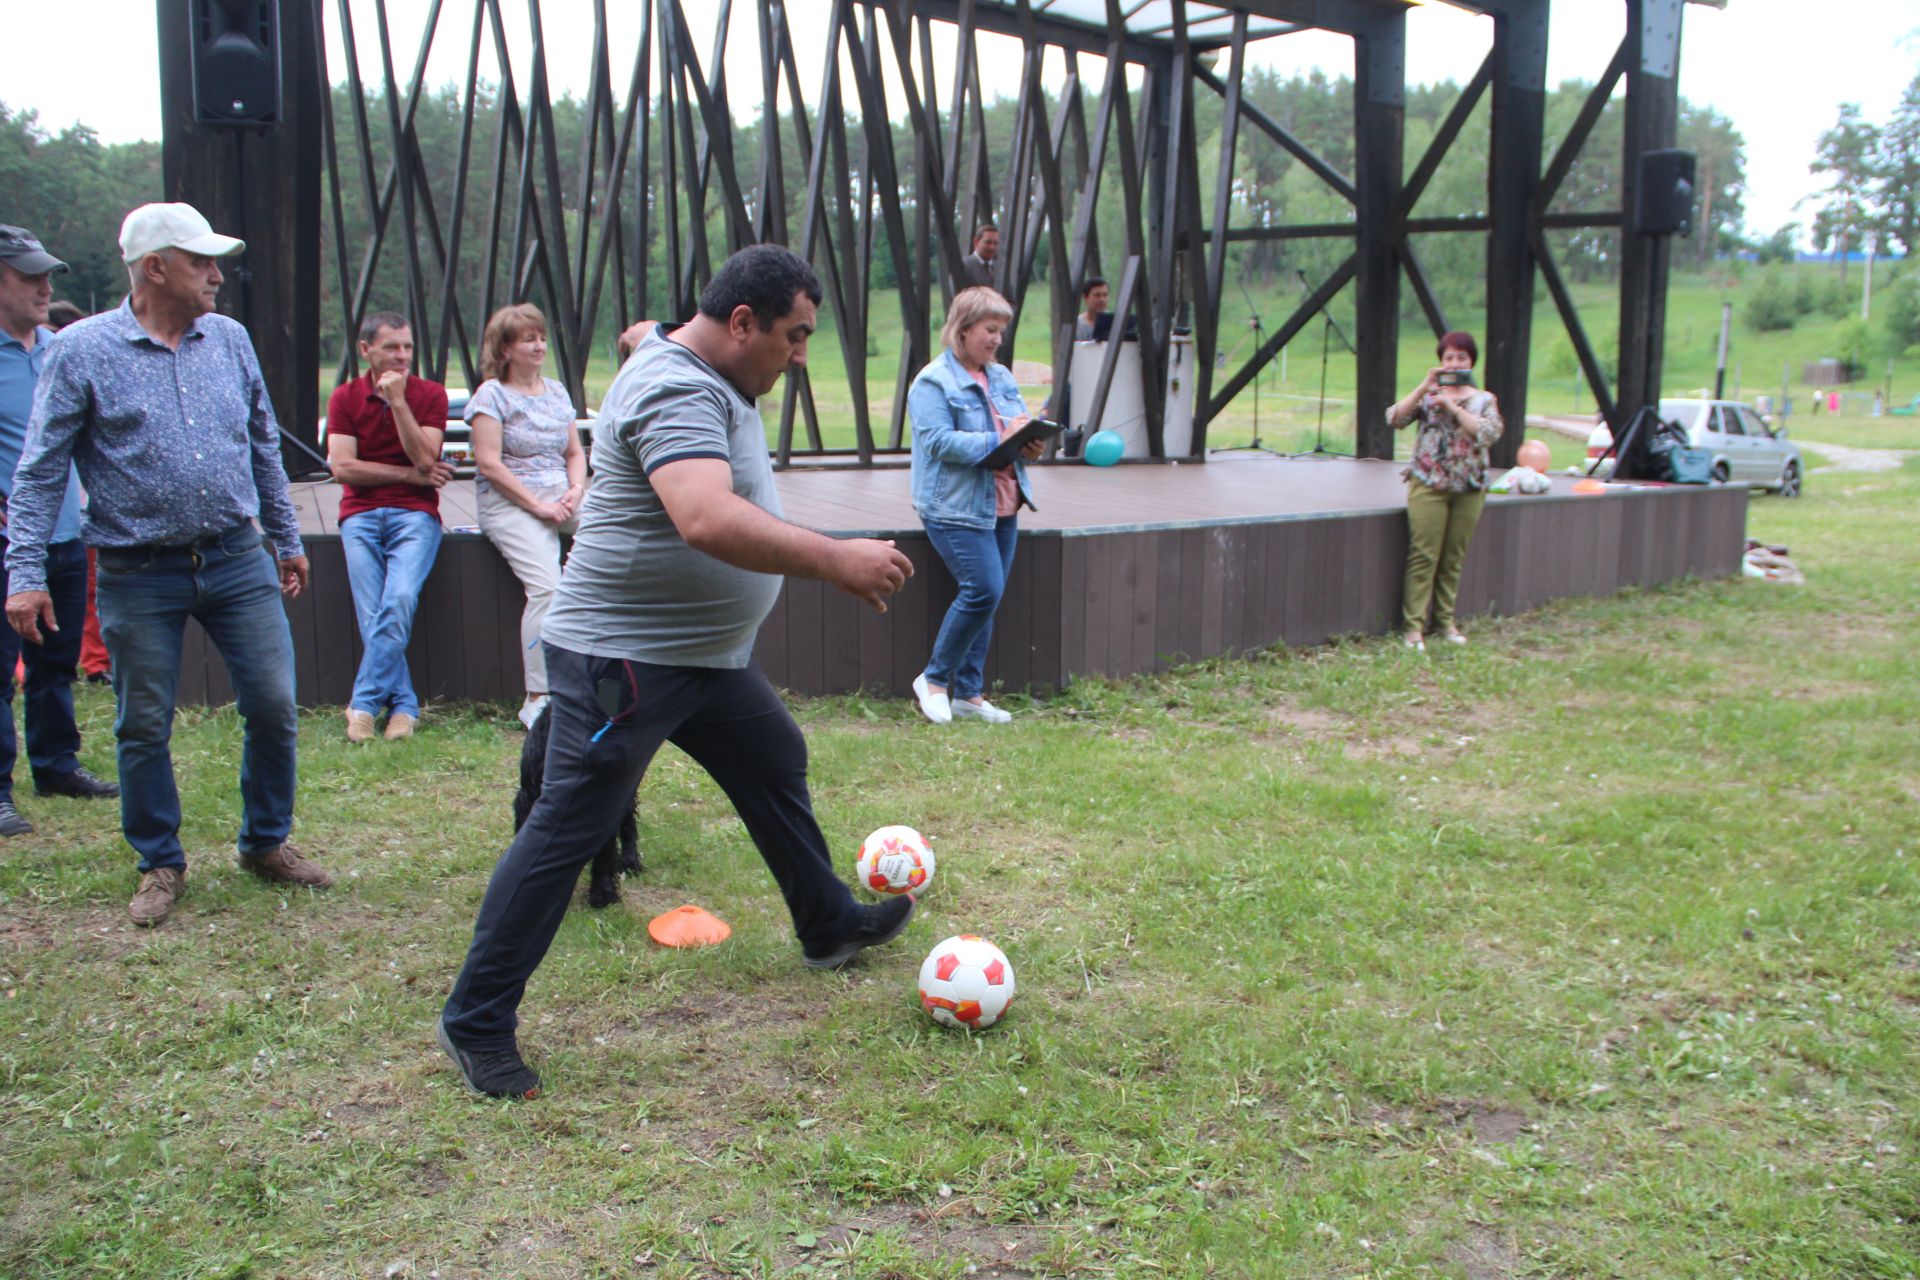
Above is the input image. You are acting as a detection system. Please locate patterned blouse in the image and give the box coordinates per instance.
[1389,388,1504,493]
[466,376,575,494]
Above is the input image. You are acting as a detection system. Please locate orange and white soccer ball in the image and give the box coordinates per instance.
[856,825,935,896]
[918,935,1016,1030]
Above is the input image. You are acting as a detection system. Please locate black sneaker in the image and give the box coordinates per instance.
[802,895,917,970]
[437,1017,541,1099]
[35,767,120,800]
[0,800,31,837]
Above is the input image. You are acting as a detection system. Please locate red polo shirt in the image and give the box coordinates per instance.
[327,374,450,523]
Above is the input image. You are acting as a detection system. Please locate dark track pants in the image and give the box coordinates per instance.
[442,642,859,1051]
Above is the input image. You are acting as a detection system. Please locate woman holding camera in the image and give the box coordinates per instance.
[1388,330,1503,651]
[905,287,1046,724]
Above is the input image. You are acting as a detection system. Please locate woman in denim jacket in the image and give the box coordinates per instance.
[906,288,1044,724]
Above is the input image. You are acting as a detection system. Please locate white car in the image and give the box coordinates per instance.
[1581,398,1804,496]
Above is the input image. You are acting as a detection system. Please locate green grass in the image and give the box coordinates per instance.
[2,437,1917,1278]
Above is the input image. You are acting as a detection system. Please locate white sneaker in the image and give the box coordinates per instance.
[517,694,550,729]
[952,697,1012,724]
[911,673,952,725]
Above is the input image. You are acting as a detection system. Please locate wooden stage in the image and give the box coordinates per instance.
[171,455,1749,707]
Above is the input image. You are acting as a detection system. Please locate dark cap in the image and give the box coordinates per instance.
[0,225,70,275]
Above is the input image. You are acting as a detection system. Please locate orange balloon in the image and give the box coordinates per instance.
[1516,439,1552,472]
[1571,478,1607,494]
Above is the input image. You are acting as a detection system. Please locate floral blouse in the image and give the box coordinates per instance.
[466,376,575,494]
[1389,389,1504,493]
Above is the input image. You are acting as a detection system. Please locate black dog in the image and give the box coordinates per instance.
[513,703,643,908]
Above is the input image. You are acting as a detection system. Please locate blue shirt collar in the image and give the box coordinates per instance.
[111,296,207,346]
[0,325,52,354]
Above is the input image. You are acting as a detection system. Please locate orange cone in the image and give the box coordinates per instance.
[647,904,732,948]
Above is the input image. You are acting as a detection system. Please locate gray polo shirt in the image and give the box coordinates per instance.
[541,326,782,668]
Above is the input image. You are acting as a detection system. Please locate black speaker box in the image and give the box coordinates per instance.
[1634,148,1695,236]
[190,0,282,126]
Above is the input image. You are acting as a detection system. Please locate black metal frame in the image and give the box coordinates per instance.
[155,0,1685,474]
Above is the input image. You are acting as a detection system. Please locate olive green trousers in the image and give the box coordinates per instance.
[1401,479,1487,634]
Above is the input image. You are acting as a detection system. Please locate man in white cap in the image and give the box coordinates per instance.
[4,202,328,927]
[0,226,121,841]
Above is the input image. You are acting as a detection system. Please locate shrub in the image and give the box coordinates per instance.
[1883,271,1920,355]
[1744,268,1798,332]
[1818,275,1855,318]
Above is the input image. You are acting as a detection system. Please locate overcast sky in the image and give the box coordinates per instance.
[9,0,1918,248]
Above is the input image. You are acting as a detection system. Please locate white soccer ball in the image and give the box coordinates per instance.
[856,825,935,896]
[918,935,1016,1030]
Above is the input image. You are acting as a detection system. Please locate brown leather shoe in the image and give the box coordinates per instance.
[345,709,376,743]
[242,844,334,889]
[383,712,416,740]
[129,866,186,927]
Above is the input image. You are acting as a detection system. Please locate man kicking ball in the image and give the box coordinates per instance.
[439,245,916,1098]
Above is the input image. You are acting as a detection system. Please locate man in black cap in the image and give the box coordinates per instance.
[0,226,120,838]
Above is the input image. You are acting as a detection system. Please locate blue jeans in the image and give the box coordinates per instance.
[95,524,299,873]
[341,506,443,718]
[923,516,1018,701]
[0,538,89,797]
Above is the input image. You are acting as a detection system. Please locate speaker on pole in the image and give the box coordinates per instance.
[1633,148,1695,236]
[190,0,282,127]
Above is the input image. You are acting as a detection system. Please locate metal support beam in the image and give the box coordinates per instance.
[1349,8,1405,460]
[158,0,323,480]
[1615,0,1684,479]
[1483,0,1548,469]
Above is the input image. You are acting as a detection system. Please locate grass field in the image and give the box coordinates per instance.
[0,416,1914,1278]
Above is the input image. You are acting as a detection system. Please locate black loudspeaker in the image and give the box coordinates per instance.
[190,0,282,126]
[1634,148,1695,236]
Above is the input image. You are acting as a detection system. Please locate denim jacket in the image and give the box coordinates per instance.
[907,350,1036,530]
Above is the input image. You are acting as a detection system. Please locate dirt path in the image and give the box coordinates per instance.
[1797,440,1917,474]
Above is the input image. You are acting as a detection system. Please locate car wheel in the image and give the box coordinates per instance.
[1777,461,1801,498]
[1710,461,1730,485]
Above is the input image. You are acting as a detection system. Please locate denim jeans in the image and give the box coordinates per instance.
[443,644,857,1051]
[922,516,1018,701]
[0,538,89,797]
[1402,480,1487,633]
[95,524,299,873]
[341,506,444,718]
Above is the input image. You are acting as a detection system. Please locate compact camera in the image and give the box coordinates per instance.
[1436,370,1476,388]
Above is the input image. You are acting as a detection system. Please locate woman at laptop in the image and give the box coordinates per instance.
[1387,329,1503,651]
[905,288,1047,724]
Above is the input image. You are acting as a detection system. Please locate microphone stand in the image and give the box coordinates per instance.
[1211,276,1282,455]
[1291,269,1354,458]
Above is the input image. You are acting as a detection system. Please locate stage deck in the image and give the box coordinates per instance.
[171,455,1748,707]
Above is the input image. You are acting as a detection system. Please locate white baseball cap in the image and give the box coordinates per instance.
[119,203,246,264]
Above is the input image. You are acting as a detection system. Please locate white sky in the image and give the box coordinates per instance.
[9,0,1919,248]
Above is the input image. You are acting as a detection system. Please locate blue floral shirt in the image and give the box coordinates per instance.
[5,300,304,593]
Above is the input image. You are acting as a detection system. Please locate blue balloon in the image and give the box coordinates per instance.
[1084,430,1125,467]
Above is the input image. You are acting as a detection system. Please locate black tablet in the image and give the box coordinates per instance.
[976,418,1065,469]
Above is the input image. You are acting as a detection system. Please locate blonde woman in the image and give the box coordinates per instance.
[468,304,587,726]
[906,287,1044,724]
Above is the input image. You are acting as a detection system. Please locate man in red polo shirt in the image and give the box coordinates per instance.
[326,312,453,741]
